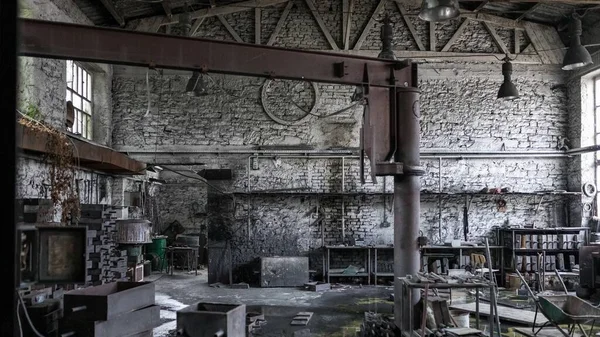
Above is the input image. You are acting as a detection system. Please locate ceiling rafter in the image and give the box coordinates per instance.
[99,0,125,27]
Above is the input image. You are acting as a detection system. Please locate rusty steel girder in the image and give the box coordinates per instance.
[18,19,410,88]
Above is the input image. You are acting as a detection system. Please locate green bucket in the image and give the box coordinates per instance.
[146,236,167,271]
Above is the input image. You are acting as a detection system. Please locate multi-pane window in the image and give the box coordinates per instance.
[66,60,92,139]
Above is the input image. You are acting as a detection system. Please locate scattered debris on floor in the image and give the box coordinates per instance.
[247,312,267,335]
[304,281,330,292]
[209,282,250,289]
[360,311,395,337]
[290,312,313,326]
[292,328,312,337]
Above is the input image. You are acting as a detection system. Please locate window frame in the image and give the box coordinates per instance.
[595,76,600,215]
[66,60,93,140]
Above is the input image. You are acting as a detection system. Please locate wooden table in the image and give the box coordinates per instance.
[165,246,198,276]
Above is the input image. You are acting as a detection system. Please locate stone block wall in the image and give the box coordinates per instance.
[111,2,574,277]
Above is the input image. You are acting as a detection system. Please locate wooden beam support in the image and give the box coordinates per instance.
[344,0,354,50]
[160,0,289,25]
[218,15,243,42]
[342,0,348,48]
[162,0,172,18]
[514,28,520,54]
[17,123,146,175]
[459,12,524,29]
[267,1,293,46]
[515,3,542,21]
[483,21,509,54]
[190,17,205,36]
[429,21,436,51]
[99,0,125,27]
[255,8,261,44]
[473,0,489,12]
[304,0,339,50]
[395,1,425,51]
[353,0,385,51]
[441,18,470,52]
[327,49,542,64]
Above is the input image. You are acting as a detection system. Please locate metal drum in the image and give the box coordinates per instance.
[116,219,152,244]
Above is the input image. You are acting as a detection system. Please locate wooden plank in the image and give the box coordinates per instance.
[353,0,385,50]
[515,28,520,54]
[322,49,542,64]
[190,17,205,36]
[304,0,339,50]
[344,0,354,50]
[461,12,524,30]
[429,21,436,51]
[473,0,489,12]
[217,15,243,42]
[166,0,288,24]
[342,0,348,48]
[516,3,542,21]
[395,1,425,51]
[441,18,470,52]
[162,0,172,18]
[267,1,293,46]
[449,303,549,326]
[523,21,564,64]
[255,8,261,44]
[99,0,125,27]
[524,22,551,64]
[483,21,509,54]
[514,327,584,337]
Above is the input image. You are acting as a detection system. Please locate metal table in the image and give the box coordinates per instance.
[399,277,494,335]
[324,246,371,284]
[165,246,199,276]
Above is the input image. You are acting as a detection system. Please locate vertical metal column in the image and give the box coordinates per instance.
[394,87,421,331]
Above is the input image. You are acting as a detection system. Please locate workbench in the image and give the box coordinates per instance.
[324,245,371,284]
[165,246,199,276]
[398,277,495,336]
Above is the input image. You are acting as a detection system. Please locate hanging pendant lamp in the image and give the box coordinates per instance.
[418,0,460,22]
[562,13,593,71]
[497,58,518,100]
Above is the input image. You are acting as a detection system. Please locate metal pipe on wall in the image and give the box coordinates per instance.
[394,86,422,331]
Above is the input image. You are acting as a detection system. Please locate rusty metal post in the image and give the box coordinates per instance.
[394,86,421,331]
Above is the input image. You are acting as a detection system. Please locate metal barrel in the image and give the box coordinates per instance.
[116,219,152,244]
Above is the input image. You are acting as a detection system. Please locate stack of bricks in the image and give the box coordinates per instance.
[79,204,129,285]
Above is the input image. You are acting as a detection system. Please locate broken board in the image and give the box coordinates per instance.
[449,303,548,326]
[514,327,583,337]
[290,312,313,326]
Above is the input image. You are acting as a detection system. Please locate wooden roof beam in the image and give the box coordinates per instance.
[99,0,125,27]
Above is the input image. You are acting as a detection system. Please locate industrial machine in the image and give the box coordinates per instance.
[577,245,600,299]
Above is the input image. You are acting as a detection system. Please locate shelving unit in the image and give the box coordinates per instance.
[420,245,505,285]
[324,246,371,284]
[497,227,590,290]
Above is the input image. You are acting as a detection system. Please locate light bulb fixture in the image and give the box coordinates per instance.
[378,15,396,60]
[186,71,209,97]
[562,13,593,71]
[418,0,460,22]
[179,11,192,37]
[497,58,518,100]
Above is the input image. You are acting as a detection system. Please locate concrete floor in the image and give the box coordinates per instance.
[151,270,395,337]
[149,270,597,337]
